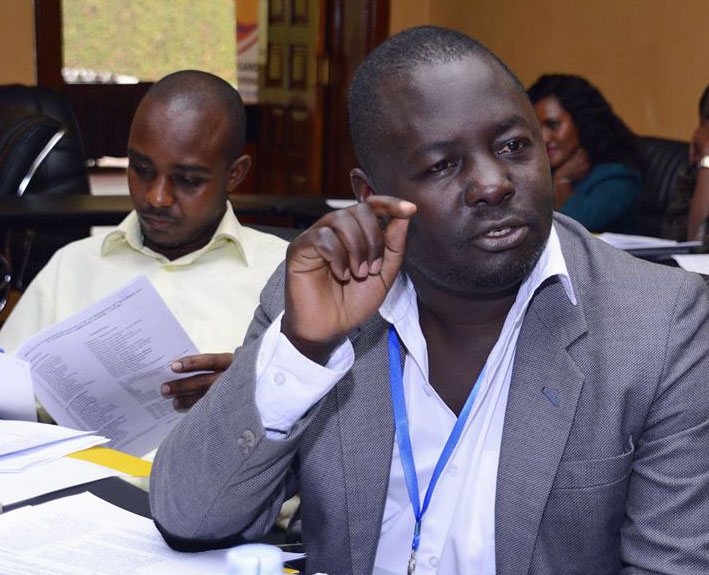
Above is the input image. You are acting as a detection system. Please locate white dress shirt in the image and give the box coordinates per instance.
[254,224,575,574]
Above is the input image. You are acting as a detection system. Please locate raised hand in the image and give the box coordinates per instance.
[161,352,233,411]
[554,147,591,184]
[282,195,416,364]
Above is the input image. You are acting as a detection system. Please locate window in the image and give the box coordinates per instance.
[62,1,237,84]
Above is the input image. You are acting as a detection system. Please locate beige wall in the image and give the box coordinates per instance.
[390,0,707,141]
[390,0,430,34]
[0,0,35,85]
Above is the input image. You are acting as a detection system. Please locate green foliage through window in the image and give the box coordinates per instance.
[62,0,237,84]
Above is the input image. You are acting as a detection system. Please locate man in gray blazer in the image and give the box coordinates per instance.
[150,27,709,574]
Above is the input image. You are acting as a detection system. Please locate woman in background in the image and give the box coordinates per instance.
[529,74,643,233]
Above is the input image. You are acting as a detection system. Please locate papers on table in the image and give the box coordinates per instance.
[0,353,35,421]
[0,420,108,472]
[0,457,119,508]
[672,254,709,274]
[0,421,113,507]
[597,232,676,249]
[14,275,200,456]
[597,232,702,252]
[0,492,305,575]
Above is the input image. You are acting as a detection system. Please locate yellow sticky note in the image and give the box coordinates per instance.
[67,447,152,477]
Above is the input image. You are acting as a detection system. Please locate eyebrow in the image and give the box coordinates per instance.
[411,114,532,157]
[127,149,152,163]
[493,114,531,134]
[127,149,212,175]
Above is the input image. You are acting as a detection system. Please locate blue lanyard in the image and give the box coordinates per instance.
[387,324,485,575]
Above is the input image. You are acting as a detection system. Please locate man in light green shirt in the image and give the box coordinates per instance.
[0,70,288,411]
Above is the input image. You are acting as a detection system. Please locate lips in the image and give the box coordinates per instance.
[139,213,179,231]
[470,218,529,252]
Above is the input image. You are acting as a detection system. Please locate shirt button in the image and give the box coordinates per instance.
[429,555,439,567]
[423,383,432,396]
[274,372,286,385]
[448,464,458,477]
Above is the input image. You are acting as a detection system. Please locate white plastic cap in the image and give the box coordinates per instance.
[226,544,283,575]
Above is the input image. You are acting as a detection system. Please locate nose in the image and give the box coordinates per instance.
[463,156,514,207]
[145,175,175,208]
[539,126,552,146]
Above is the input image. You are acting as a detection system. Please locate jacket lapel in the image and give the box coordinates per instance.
[495,278,588,575]
[336,316,396,575]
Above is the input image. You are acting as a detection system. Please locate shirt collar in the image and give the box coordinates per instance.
[101,201,250,265]
[380,222,576,324]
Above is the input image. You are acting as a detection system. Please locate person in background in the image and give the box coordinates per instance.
[150,27,709,575]
[0,70,288,413]
[661,83,709,241]
[529,74,643,233]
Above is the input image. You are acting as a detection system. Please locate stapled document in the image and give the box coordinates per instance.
[14,276,201,456]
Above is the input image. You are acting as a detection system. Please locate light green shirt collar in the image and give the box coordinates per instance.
[101,202,251,265]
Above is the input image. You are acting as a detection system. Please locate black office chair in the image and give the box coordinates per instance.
[0,85,91,290]
[636,136,689,238]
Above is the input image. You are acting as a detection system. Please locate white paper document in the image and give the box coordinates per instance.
[15,276,200,456]
[597,232,702,251]
[672,254,709,274]
[0,420,108,472]
[0,353,36,421]
[0,420,98,458]
[0,457,119,507]
[0,492,304,575]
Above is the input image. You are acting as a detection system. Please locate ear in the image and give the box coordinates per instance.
[350,168,375,203]
[226,154,252,193]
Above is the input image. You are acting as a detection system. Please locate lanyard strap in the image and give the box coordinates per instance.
[388,324,485,555]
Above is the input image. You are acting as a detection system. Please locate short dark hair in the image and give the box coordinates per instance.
[528,74,641,170]
[348,26,525,175]
[145,70,247,162]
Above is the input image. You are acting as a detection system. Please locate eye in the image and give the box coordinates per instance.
[498,139,528,155]
[174,174,206,189]
[129,162,155,179]
[544,120,560,130]
[428,158,459,175]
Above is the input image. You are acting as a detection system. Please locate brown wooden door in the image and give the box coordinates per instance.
[258,0,326,197]
[258,0,388,198]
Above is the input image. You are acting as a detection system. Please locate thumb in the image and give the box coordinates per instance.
[380,216,412,283]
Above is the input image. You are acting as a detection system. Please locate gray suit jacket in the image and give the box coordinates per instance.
[151,215,709,575]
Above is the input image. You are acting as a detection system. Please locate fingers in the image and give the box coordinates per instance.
[289,196,416,281]
[161,371,221,411]
[161,352,233,411]
[171,352,233,374]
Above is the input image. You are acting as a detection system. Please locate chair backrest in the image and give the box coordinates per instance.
[0,85,91,290]
[0,84,89,196]
[636,136,689,237]
[0,107,65,197]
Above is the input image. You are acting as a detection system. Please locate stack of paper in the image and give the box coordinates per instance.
[597,233,679,249]
[0,458,120,509]
[0,420,108,472]
[0,492,305,574]
[597,232,702,252]
[0,420,115,509]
